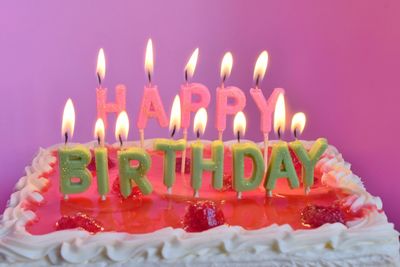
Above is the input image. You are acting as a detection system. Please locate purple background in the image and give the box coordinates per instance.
[1,1,399,228]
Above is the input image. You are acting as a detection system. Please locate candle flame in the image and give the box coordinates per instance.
[94,118,105,145]
[96,48,106,83]
[253,51,269,85]
[233,111,246,137]
[274,93,286,136]
[61,98,75,139]
[169,95,181,134]
[193,107,207,137]
[185,48,199,81]
[291,112,306,137]
[115,111,129,142]
[220,52,233,82]
[145,39,154,81]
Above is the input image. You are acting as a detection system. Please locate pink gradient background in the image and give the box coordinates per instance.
[0,1,399,228]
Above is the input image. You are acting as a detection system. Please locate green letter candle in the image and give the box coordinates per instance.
[118,147,153,198]
[265,141,299,195]
[232,142,264,198]
[94,147,110,200]
[191,140,224,197]
[153,138,186,193]
[289,138,328,192]
[59,145,92,198]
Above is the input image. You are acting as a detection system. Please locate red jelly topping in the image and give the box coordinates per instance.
[24,145,372,235]
[218,173,234,192]
[56,213,104,233]
[301,203,345,228]
[112,178,143,201]
[183,200,225,232]
[175,156,191,174]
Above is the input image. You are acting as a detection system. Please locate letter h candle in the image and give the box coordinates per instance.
[96,48,126,129]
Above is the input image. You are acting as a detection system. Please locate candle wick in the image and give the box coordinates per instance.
[196,130,200,140]
[294,129,298,140]
[255,75,260,88]
[237,131,241,143]
[147,71,152,85]
[278,127,281,140]
[184,70,188,83]
[170,125,176,138]
[97,136,101,146]
[119,135,123,147]
[97,73,102,87]
[64,132,68,145]
[221,75,226,88]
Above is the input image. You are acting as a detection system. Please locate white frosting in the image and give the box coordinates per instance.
[0,140,399,267]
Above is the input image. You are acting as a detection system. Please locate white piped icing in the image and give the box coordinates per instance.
[0,140,399,267]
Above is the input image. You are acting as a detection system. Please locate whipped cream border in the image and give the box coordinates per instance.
[0,140,399,265]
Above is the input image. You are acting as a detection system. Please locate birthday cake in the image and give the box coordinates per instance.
[1,46,399,266]
[0,139,399,267]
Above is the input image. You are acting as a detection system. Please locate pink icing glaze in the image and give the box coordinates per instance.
[96,85,126,128]
[250,87,284,133]
[215,86,246,132]
[179,83,211,129]
[24,145,372,235]
[137,85,168,129]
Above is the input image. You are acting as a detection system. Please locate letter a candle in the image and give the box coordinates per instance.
[179,48,211,174]
[265,94,299,196]
[137,39,168,147]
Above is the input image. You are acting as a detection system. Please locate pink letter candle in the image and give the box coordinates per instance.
[179,48,211,174]
[250,51,285,172]
[137,39,168,147]
[96,48,127,128]
[216,52,246,140]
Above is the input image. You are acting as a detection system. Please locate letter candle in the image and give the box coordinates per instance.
[115,111,130,148]
[191,108,224,197]
[265,94,299,196]
[179,48,211,174]
[250,51,284,172]
[232,112,265,199]
[137,39,168,147]
[93,118,110,200]
[289,113,328,194]
[59,99,92,200]
[115,110,154,197]
[153,95,186,194]
[216,52,246,141]
[96,48,127,129]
